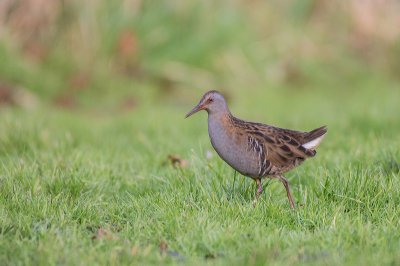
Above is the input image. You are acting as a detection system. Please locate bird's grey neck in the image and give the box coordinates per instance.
[207,106,232,121]
[207,108,238,168]
[207,108,233,140]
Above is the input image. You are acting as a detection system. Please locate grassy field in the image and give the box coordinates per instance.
[1,1,400,265]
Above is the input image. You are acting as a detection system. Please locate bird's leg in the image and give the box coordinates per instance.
[252,178,263,207]
[277,174,295,209]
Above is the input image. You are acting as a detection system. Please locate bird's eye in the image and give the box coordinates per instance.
[208,98,213,102]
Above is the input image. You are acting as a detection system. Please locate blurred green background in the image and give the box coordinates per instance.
[1,0,399,114]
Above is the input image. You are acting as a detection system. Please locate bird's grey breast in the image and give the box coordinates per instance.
[207,116,261,177]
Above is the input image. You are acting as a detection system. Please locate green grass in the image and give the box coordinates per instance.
[1,82,400,265]
[1,1,400,265]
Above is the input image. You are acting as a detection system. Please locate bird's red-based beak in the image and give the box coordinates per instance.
[185,104,206,118]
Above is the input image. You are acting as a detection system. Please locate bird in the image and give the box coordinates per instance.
[185,90,327,209]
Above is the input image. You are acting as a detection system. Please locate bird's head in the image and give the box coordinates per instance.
[185,90,228,118]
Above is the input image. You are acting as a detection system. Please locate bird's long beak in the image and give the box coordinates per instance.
[185,103,206,118]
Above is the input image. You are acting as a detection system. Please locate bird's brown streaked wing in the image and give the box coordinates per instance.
[236,118,328,145]
[233,118,308,144]
[247,130,316,165]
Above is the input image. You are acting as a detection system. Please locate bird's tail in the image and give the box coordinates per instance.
[302,126,327,150]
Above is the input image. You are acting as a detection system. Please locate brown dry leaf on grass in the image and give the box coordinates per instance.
[162,155,187,168]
